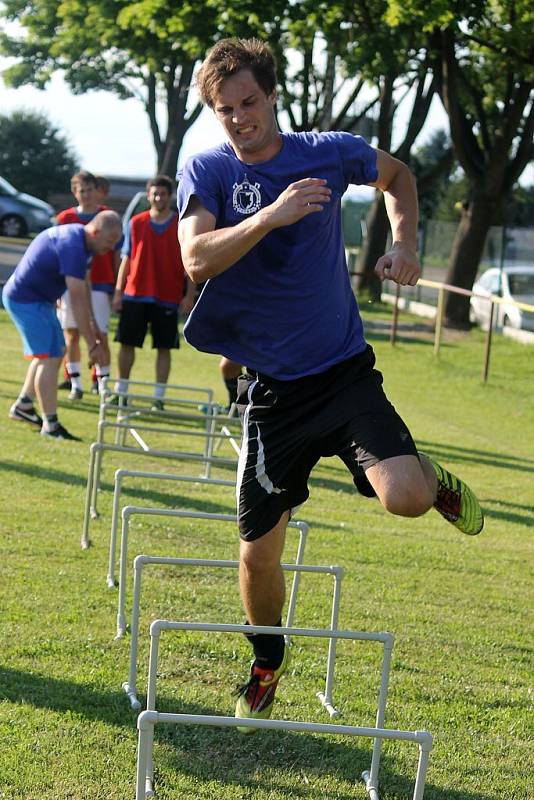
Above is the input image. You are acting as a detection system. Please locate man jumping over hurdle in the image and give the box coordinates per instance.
[177,38,484,733]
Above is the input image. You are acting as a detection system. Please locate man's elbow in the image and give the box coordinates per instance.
[182,250,209,284]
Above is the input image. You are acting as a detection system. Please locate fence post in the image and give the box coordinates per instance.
[390,283,400,346]
[482,300,495,383]
[434,286,445,357]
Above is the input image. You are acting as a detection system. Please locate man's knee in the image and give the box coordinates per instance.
[240,539,280,574]
[367,456,434,518]
[381,484,434,517]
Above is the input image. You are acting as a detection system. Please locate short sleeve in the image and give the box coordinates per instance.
[320,132,378,187]
[56,227,90,280]
[177,153,223,221]
[121,220,133,258]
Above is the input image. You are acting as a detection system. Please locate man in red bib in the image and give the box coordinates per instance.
[112,175,196,408]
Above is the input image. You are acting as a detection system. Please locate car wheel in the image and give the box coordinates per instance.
[0,214,28,237]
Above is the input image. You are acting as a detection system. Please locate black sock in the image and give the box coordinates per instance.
[245,618,285,670]
[224,377,238,405]
[17,394,33,407]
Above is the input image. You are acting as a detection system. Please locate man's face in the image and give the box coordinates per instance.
[213,69,279,163]
[148,185,172,212]
[72,180,98,210]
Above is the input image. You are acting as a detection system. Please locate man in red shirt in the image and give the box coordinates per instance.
[57,170,120,398]
[112,175,196,408]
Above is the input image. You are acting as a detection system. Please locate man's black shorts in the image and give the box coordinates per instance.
[115,300,180,349]
[236,345,417,541]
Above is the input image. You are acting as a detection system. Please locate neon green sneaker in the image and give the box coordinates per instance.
[424,455,484,536]
[234,646,290,734]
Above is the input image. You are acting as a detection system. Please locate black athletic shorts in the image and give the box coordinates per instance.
[236,345,417,541]
[115,299,180,349]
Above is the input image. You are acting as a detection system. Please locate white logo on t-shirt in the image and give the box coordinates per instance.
[232,176,262,215]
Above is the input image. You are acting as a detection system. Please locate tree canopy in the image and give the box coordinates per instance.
[387,0,534,326]
[0,109,79,199]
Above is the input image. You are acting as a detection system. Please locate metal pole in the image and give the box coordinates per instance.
[434,286,445,357]
[390,282,400,346]
[482,300,495,383]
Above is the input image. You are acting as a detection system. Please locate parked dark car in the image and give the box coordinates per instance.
[0,175,56,237]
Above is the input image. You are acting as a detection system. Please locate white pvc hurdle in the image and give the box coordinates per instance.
[124,556,344,718]
[106,469,236,588]
[81,441,237,549]
[135,621,431,800]
[114,508,310,640]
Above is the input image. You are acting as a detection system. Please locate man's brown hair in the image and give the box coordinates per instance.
[146,174,175,195]
[196,38,277,108]
[94,175,110,195]
[70,170,97,191]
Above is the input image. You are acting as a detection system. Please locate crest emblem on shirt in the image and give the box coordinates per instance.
[232,176,262,215]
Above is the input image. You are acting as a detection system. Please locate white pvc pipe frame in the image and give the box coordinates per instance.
[81,380,241,548]
[136,621,431,800]
[81,430,239,549]
[106,470,236,588]
[123,556,346,721]
[113,509,310,641]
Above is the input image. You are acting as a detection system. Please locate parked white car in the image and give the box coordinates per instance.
[470,266,534,332]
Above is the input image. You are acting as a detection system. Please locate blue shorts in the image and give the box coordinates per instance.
[3,295,65,359]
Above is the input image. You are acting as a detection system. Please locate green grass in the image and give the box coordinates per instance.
[0,308,532,800]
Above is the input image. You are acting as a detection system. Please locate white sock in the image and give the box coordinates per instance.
[154,384,165,399]
[67,362,83,391]
[114,379,128,396]
[96,365,110,391]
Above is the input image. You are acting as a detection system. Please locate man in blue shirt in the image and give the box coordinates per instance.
[177,38,484,731]
[3,210,122,439]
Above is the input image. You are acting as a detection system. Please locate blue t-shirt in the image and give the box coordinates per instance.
[177,131,378,379]
[3,224,92,304]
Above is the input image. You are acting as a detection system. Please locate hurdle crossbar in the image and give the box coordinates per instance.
[114,509,309,641]
[136,621,428,800]
[107,469,235,588]
[124,556,344,718]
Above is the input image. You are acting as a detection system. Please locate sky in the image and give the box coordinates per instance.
[1,63,532,195]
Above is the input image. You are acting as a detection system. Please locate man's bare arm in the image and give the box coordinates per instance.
[370,149,420,286]
[65,276,105,364]
[178,178,332,284]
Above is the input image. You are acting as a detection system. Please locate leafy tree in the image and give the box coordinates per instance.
[411,129,455,220]
[324,1,438,300]
[0,0,286,177]
[0,109,78,199]
[387,0,534,328]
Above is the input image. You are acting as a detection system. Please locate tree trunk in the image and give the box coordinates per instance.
[444,192,501,328]
[354,191,389,300]
[158,129,186,177]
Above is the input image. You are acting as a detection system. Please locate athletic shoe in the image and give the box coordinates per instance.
[58,378,72,390]
[68,388,84,401]
[9,403,43,428]
[424,454,484,536]
[234,646,290,734]
[151,399,164,411]
[41,424,81,441]
[107,394,128,407]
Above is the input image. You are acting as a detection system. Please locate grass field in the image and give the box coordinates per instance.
[0,307,532,800]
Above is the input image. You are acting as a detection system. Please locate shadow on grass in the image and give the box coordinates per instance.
[0,666,496,800]
[417,440,534,470]
[0,460,235,515]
